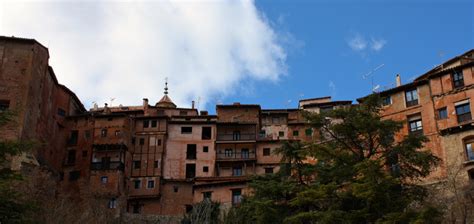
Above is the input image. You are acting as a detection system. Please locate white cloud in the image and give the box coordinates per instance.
[370,38,387,52]
[347,34,367,51]
[0,0,287,110]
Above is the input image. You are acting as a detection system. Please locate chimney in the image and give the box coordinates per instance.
[192,100,195,109]
[93,103,98,111]
[104,103,111,114]
[104,103,108,109]
[396,74,402,87]
[143,98,149,107]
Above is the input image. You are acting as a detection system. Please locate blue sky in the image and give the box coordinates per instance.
[224,0,474,109]
[2,0,473,112]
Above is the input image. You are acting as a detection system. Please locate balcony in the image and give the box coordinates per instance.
[93,144,128,151]
[216,151,256,161]
[216,133,256,142]
[91,162,124,171]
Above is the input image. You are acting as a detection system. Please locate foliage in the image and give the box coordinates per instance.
[225,94,441,224]
[182,199,221,224]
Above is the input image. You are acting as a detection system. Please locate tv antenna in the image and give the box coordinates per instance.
[362,63,385,92]
[109,98,116,107]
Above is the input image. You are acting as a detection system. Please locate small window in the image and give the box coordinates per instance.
[381,96,392,106]
[187,144,197,160]
[405,89,418,107]
[456,102,471,123]
[82,150,88,157]
[67,150,76,164]
[265,167,274,174]
[278,131,284,137]
[68,130,78,145]
[139,138,145,145]
[259,130,266,138]
[233,167,242,176]
[202,127,212,140]
[225,149,233,157]
[158,139,162,146]
[186,164,196,179]
[173,186,179,193]
[154,161,159,168]
[203,146,209,153]
[437,108,448,120]
[57,108,66,117]
[147,180,155,188]
[101,129,107,137]
[143,120,150,128]
[69,171,80,181]
[292,130,299,136]
[408,114,423,135]
[263,148,271,156]
[84,130,91,139]
[131,137,136,145]
[151,120,157,128]
[465,140,474,161]
[115,130,121,136]
[0,100,10,111]
[452,70,464,88]
[133,161,141,169]
[305,128,313,136]
[181,127,192,134]
[185,205,193,213]
[108,198,117,209]
[232,189,242,205]
[203,191,212,200]
[101,176,108,184]
[203,166,209,172]
[134,180,141,189]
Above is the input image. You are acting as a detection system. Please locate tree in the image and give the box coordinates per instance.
[0,110,36,223]
[226,95,441,223]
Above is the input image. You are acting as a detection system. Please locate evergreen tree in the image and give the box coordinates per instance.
[225,95,441,224]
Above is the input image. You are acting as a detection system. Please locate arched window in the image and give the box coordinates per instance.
[462,137,474,161]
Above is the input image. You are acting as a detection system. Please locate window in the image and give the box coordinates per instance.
[132,203,140,213]
[82,150,88,157]
[181,127,192,134]
[455,101,472,123]
[68,130,78,145]
[408,114,423,135]
[139,138,145,145]
[185,205,193,213]
[452,70,464,88]
[464,140,474,161]
[187,144,197,160]
[225,149,233,157]
[131,137,136,145]
[232,189,242,205]
[101,129,107,137]
[134,180,141,189]
[203,166,209,172]
[154,161,159,168]
[241,148,249,159]
[305,128,313,136]
[147,180,155,188]
[115,130,121,136]
[133,161,141,169]
[265,167,274,174]
[437,108,448,120]
[202,127,212,140]
[158,139,161,146]
[203,146,209,153]
[468,169,474,180]
[101,176,108,184]
[151,120,157,128]
[143,120,149,128]
[186,164,196,178]
[233,167,242,176]
[381,96,392,106]
[233,131,241,140]
[263,148,271,156]
[84,130,91,139]
[293,130,299,136]
[405,89,418,107]
[67,150,76,165]
[173,186,179,193]
[272,117,280,124]
[108,198,117,209]
[149,136,156,146]
[57,108,66,116]
[259,130,266,138]
[0,100,10,111]
[69,171,80,181]
[278,131,284,137]
[203,191,212,200]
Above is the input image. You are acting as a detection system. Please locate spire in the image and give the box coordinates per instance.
[156,77,176,108]
[164,77,169,95]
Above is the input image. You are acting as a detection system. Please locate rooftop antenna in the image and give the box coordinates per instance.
[109,98,116,107]
[362,63,385,92]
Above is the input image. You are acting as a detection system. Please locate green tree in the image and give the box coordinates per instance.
[0,110,35,223]
[226,95,441,224]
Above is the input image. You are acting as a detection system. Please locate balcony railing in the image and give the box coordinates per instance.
[216,134,256,141]
[93,144,127,151]
[216,152,256,160]
[91,162,124,171]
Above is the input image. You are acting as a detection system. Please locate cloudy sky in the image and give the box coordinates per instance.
[1,0,473,111]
